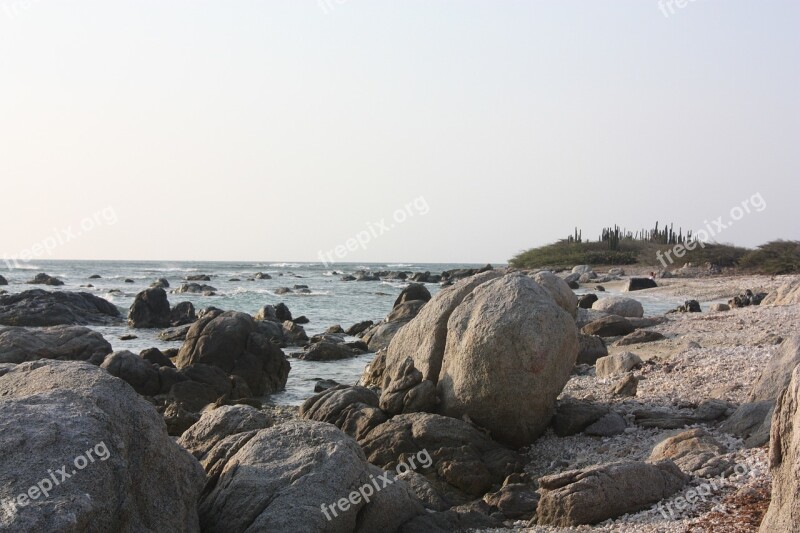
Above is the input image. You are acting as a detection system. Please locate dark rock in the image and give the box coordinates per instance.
[254,305,277,322]
[584,412,627,436]
[297,341,364,361]
[577,293,598,309]
[325,324,344,334]
[274,302,292,322]
[254,272,271,280]
[175,311,290,395]
[128,287,171,328]
[124,279,135,283]
[0,325,112,364]
[151,277,170,288]
[293,315,309,324]
[314,379,340,392]
[26,273,64,286]
[615,329,666,346]
[394,283,432,308]
[173,283,217,295]
[282,321,308,345]
[274,287,293,295]
[169,301,196,326]
[581,315,635,337]
[669,299,702,313]
[119,334,137,340]
[729,289,767,308]
[100,350,161,396]
[158,325,191,341]
[576,334,607,365]
[88,274,101,279]
[625,278,657,291]
[340,275,356,281]
[0,289,121,327]
[346,320,374,336]
[140,347,175,368]
[552,401,610,437]
[186,274,211,281]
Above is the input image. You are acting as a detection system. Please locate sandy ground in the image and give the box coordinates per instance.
[492,273,800,532]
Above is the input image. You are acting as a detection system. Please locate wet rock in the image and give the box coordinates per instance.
[26,273,64,286]
[186,274,211,281]
[170,301,196,326]
[128,287,171,328]
[625,278,657,291]
[173,283,217,295]
[0,289,121,327]
[0,325,112,365]
[347,320,374,336]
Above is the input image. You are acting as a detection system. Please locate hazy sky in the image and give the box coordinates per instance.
[1,1,798,264]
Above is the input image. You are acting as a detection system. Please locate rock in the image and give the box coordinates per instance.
[578,272,596,283]
[326,324,345,334]
[577,293,598,309]
[253,305,277,322]
[346,320,374,336]
[385,300,427,322]
[175,311,290,395]
[552,401,610,437]
[341,275,356,281]
[294,315,310,324]
[625,278,657,291]
[178,404,273,459]
[611,373,639,397]
[669,299,702,313]
[576,334,607,365]
[197,420,425,532]
[150,277,169,289]
[100,350,161,396]
[282,320,308,345]
[26,273,64,286]
[128,287,171,328]
[359,350,387,389]
[173,283,217,295]
[649,428,730,477]
[314,378,340,392]
[170,301,196,326]
[379,357,437,415]
[159,324,191,341]
[695,398,734,421]
[627,316,668,328]
[595,352,642,378]
[531,271,578,318]
[0,275,7,285]
[140,347,175,368]
[0,360,205,532]
[274,287,293,295]
[584,412,627,437]
[730,289,768,308]
[592,296,644,318]
[581,315,635,337]
[595,285,605,291]
[0,289,120,327]
[274,302,292,322]
[762,280,800,306]
[394,283,432,307]
[608,268,625,276]
[711,303,731,312]
[536,461,686,526]
[254,272,272,280]
[760,364,800,532]
[0,325,112,365]
[483,483,539,520]
[723,335,800,447]
[438,273,579,447]
[382,271,502,388]
[359,412,522,500]
[362,320,407,353]
[297,341,364,361]
[633,409,699,430]
[119,334,137,340]
[186,274,211,281]
[615,329,666,346]
[571,265,592,274]
[300,385,388,441]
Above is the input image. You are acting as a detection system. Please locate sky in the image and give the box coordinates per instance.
[1,0,798,264]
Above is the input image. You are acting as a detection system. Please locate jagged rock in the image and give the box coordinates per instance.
[170,301,196,326]
[536,461,686,526]
[0,289,120,326]
[100,350,161,396]
[0,325,112,364]
[128,287,171,328]
[178,404,273,460]
[300,385,388,441]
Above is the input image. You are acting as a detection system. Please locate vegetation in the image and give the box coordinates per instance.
[508,223,793,271]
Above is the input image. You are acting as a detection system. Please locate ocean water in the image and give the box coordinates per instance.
[1,260,687,405]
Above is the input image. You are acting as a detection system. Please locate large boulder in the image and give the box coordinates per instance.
[393,283,432,307]
[437,273,579,447]
[300,385,388,441]
[100,350,161,396]
[361,300,429,353]
[26,273,64,286]
[536,461,686,526]
[0,290,120,327]
[178,404,273,460]
[581,315,635,337]
[383,270,502,388]
[197,420,425,532]
[596,352,642,378]
[128,287,171,328]
[591,296,644,318]
[0,360,205,532]
[762,279,800,306]
[0,275,7,286]
[0,326,112,364]
[722,336,800,447]
[531,271,578,318]
[358,412,522,500]
[175,311,290,395]
[576,334,607,365]
[760,363,800,531]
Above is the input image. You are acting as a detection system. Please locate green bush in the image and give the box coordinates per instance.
[739,240,800,274]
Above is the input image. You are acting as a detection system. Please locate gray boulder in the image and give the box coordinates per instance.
[175,311,290,395]
[178,404,273,460]
[128,287,171,328]
[592,296,644,318]
[300,385,388,441]
[0,289,120,327]
[0,360,205,532]
[197,420,425,533]
[100,350,161,396]
[536,461,686,526]
[438,273,578,447]
[531,271,578,318]
[0,326,111,364]
[26,273,64,286]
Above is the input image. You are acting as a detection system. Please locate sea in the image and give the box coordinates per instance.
[0,260,688,405]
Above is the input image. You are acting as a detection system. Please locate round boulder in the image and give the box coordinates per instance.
[592,296,644,318]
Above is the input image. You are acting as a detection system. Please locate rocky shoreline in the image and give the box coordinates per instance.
[1,266,800,532]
